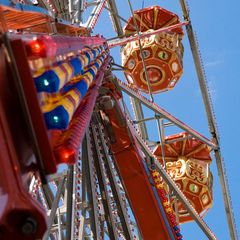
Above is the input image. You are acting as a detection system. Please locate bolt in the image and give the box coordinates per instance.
[21,217,37,235]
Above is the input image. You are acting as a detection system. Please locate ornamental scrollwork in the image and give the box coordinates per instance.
[185,159,208,184]
[166,159,186,179]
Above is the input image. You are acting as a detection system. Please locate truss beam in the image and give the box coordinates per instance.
[106,0,123,36]
[43,178,66,240]
[82,135,101,239]
[66,166,74,240]
[85,0,107,30]
[179,1,238,239]
[90,122,119,239]
[93,115,134,240]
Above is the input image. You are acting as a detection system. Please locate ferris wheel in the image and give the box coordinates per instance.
[0,0,237,239]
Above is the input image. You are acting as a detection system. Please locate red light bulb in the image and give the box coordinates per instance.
[26,39,46,58]
[55,146,76,164]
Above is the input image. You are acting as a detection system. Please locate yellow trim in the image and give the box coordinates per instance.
[181,139,187,156]
[135,14,150,30]
[62,63,74,79]
[166,144,179,156]
[153,8,158,29]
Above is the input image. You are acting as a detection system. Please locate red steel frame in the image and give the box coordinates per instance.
[101,81,176,240]
[0,41,47,240]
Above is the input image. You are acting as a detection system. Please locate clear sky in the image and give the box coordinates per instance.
[91,0,240,239]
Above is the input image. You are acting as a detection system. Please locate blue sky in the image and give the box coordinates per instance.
[92,0,240,239]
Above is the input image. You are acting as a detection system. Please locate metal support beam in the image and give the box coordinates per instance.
[42,184,55,209]
[82,134,101,239]
[57,208,63,240]
[156,117,167,169]
[107,21,188,48]
[78,0,85,24]
[119,79,217,149]
[38,0,56,17]
[85,0,107,30]
[106,0,123,36]
[131,98,149,140]
[66,166,74,240]
[43,178,66,240]
[78,215,85,240]
[69,0,74,21]
[94,118,134,240]
[133,116,155,124]
[90,120,118,239]
[179,1,238,239]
